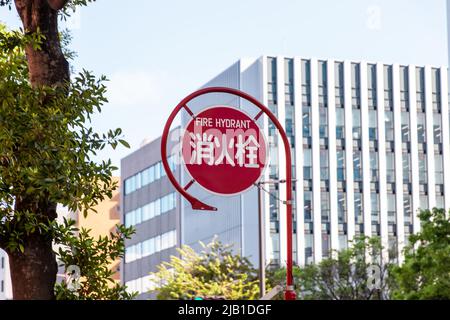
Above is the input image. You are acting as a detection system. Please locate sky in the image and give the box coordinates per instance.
[1,0,448,172]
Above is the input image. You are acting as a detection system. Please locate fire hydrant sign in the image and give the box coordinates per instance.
[182,106,267,195]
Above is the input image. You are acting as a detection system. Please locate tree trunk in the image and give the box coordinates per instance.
[9,0,70,300]
[7,232,58,300]
[14,0,69,87]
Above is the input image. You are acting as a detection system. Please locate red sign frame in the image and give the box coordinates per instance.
[161,87,296,300]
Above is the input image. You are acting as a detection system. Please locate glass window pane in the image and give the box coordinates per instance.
[417,113,426,143]
[154,199,161,216]
[336,108,345,126]
[154,163,161,180]
[142,204,150,221]
[161,195,168,213]
[155,236,161,253]
[136,172,142,189]
[303,149,312,167]
[149,165,155,182]
[135,207,142,225]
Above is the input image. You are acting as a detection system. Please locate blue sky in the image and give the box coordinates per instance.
[1,0,448,171]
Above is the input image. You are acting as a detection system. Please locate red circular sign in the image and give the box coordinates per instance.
[182,106,267,196]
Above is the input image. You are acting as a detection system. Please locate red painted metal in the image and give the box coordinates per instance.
[160,86,296,300]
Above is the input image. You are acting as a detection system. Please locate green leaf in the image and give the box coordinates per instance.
[0,21,134,300]
[119,139,130,148]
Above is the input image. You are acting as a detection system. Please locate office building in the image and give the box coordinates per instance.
[121,131,181,299]
[180,56,450,267]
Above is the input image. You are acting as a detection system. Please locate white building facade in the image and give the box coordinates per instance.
[0,249,12,300]
[181,56,450,267]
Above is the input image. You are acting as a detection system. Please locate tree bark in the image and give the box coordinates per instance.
[9,0,70,300]
[14,0,70,87]
[7,231,58,300]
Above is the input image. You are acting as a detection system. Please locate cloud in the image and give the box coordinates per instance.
[106,70,164,107]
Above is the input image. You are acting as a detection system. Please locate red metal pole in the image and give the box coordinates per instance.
[161,87,296,300]
[161,100,217,211]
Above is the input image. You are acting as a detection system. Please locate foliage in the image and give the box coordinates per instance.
[54,219,137,300]
[269,237,392,300]
[0,22,131,299]
[150,239,261,300]
[0,22,127,247]
[390,208,450,300]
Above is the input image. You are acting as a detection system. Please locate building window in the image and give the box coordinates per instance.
[370,151,379,182]
[351,63,361,108]
[269,184,279,221]
[385,110,394,142]
[335,61,344,107]
[417,112,426,144]
[320,149,329,181]
[125,193,176,227]
[416,67,425,111]
[436,195,445,209]
[322,233,330,258]
[386,152,395,183]
[269,143,279,179]
[339,234,348,250]
[353,151,362,182]
[337,192,347,223]
[384,65,393,110]
[354,192,363,224]
[286,101,295,148]
[284,58,294,105]
[302,106,311,138]
[321,192,330,222]
[302,59,311,106]
[432,68,441,112]
[371,193,380,225]
[124,157,176,195]
[125,230,177,263]
[404,194,412,223]
[435,154,444,185]
[124,176,135,195]
[433,112,442,144]
[318,60,327,108]
[369,109,378,141]
[303,149,312,180]
[270,233,280,265]
[387,194,396,224]
[418,153,428,184]
[420,195,429,210]
[400,66,409,110]
[304,191,313,222]
[401,111,410,143]
[141,166,153,186]
[337,150,346,182]
[352,108,361,139]
[367,64,377,109]
[305,234,313,264]
[336,107,345,139]
[402,153,412,183]
[319,106,328,138]
[267,57,277,104]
